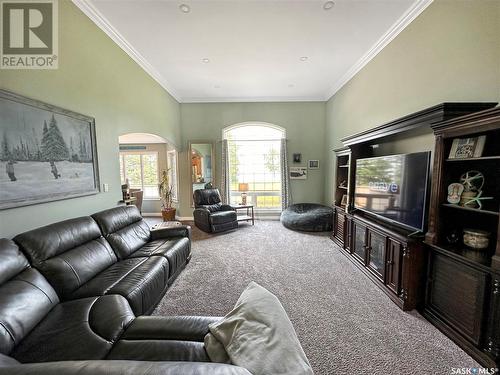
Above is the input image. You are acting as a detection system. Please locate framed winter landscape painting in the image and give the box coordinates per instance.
[0,90,99,210]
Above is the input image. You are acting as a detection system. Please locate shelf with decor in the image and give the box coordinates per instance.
[331,147,351,247]
[442,203,499,217]
[424,106,500,368]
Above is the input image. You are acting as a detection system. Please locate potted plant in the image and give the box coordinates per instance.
[159,169,176,221]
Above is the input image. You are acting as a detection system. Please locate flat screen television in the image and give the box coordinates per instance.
[354,152,431,231]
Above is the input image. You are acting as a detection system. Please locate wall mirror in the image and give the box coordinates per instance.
[189,142,215,205]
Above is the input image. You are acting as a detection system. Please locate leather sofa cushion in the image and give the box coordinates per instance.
[0,360,253,375]
[92,206,151,259]
[0,239,29,284]
[0,267,59,356]
[210,211,237,225]
[11,295,134,363]
[70,257,169,315]
[14,217,103,264]
[130,238,190,280]
[193,189,222,207]
[14,218,118,299]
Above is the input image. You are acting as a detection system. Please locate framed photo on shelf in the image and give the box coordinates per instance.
[308,160,319,169]
[293,153,301,163]
[448,135,486,159]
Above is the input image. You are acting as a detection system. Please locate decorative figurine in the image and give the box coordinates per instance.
[447,183,464,204]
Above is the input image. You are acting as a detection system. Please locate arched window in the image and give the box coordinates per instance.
[223,123,285,210]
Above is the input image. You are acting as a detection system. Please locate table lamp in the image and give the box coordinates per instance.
[238,183,249,205]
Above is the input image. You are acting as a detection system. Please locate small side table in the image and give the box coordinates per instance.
[152,221,182,230]
[231,204,255,225]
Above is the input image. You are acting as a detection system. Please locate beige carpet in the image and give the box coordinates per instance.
[151,219,478,374]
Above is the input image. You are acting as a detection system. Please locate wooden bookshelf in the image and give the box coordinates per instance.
[424,106,500,368]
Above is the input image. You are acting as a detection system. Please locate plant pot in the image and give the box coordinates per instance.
[161,208,176,222]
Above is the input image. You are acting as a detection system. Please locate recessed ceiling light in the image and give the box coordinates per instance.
[300,56,308,61]
[179,4,190,13]
[323,1,334,10]
[202,58,210,63]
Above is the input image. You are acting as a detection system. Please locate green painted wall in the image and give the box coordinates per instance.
[324,0,500,204]
[178,102,326,217]
[0,1,181,238]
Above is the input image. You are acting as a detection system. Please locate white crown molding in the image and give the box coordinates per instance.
[72,0,182,102]
[323,0,433,101]
[182,96,326,103]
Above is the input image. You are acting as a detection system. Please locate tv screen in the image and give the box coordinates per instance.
[354,152,430,231]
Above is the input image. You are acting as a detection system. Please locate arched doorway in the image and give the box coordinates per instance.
[223,122,285,211]
[118,133,178,215]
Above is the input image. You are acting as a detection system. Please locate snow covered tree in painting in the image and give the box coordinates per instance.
[41,115,70,162]
[0,91,98,209]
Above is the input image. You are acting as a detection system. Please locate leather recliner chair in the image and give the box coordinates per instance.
[193,189,238,233]
[0,238,251,375]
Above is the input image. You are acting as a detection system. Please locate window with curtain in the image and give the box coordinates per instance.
[223,124,285,210]
[167,149,178,202]
[119,152,159,198]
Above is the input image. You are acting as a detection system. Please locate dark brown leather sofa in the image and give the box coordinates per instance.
[0,206,251,375]
[14,206,190,315]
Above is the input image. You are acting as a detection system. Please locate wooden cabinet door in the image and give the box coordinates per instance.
[333,210,345,244]
[426,252,488,345]
[486,275,500,363]
[352,221,367,265]
[385,238,402,295]
[367,229,386,280]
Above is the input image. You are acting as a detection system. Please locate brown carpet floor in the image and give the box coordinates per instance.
[150,219,478,374]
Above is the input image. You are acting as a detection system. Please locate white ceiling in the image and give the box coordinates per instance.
[75,0,431,103]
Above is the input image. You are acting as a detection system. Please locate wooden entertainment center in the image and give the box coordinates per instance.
[331,103,499,366]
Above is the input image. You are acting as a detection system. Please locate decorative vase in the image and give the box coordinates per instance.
[161,208,176,221]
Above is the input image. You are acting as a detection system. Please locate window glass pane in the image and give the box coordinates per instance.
[142,154,159,198]
[123,154,141,189]
[225,125,284,210]
[120,153,159,199]
[119,155,125,183]
[167,151,178,201]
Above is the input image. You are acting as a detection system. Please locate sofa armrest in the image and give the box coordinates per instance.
[151,225,191,241]
[220,205,235,211]
[193,208,211,221]
[121,316,222,341]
